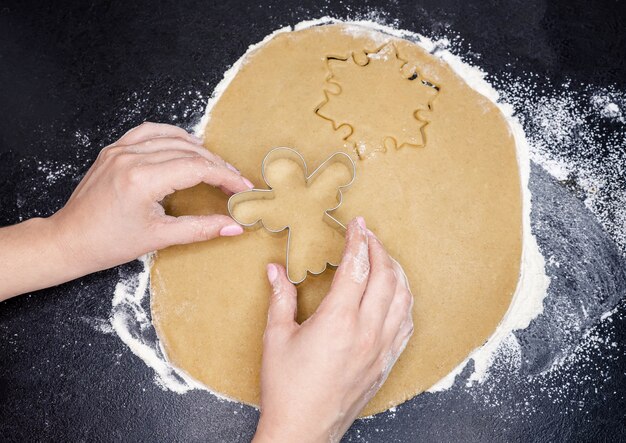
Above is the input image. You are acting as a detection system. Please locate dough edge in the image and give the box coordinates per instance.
[142,17,550,415]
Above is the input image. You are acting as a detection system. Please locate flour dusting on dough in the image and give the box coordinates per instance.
[111,17,550,401]
[351,239,370,284]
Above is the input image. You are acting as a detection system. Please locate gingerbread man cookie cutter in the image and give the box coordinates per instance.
[227,147,356,284]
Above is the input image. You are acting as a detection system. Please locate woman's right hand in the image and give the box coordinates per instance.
[253,217,414,443]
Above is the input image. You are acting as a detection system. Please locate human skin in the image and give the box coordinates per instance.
[254,218,414,443]
[0,122,253,300]
[0,123,414,441]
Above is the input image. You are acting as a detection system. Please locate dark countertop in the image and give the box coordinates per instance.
[1,1,626,441]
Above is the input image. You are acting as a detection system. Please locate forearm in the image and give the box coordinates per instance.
[0,217,86,301]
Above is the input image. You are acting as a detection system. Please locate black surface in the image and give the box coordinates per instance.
[1,1,626,441]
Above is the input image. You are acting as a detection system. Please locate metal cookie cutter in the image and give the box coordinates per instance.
[227,147,356,284]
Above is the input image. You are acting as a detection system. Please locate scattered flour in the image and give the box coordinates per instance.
[110,256,204,393]
[80,316,114,335]
[494,76,626,254]
[591,92,625,123]
[36,159,78,185]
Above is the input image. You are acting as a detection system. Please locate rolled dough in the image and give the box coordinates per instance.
[151,24,522,416]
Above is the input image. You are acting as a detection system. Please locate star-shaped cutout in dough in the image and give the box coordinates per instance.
[315,43,439,159]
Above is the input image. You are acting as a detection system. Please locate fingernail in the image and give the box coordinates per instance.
[219,224,244,237]
[190,135,204,145]
[242,177,255,189]
[225,162,240,174]
[355,216,366,231]
[267,263,278,283]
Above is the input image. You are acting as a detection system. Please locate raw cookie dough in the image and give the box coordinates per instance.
[151,23,522,416]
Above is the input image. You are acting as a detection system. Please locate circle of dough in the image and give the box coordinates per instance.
[151,24,522,417]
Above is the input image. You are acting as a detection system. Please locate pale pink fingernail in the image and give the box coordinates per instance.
[242,177,255,189]
[219,224,244,236]
[225,162,240,174]
[355,216,366,230]
[267,263,278,283]
[190,135,204,145]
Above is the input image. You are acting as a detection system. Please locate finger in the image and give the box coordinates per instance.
[89,138,201,185]
[116,122,202,146]
[391,257,411,292]
[125,137,247,181]
[358,230,397,330]
[129,149,202,165]
[121,137,219,162]
[265,263,298,330]
[126,150,231,193]
[141,156,254,199]
[390,313,414,357]
[319,217,370,312]
[380,258,412,339]
[153,214,244,248]
[381,285,413,347]
[100,147,249,196]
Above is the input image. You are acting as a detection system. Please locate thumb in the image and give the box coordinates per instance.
[265,263,298,329]
[155,214,244,248]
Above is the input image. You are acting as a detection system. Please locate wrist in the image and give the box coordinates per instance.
[45,212,95,279]
[253,412,332,443]
[0,216,90,300]
[253,416,294,443]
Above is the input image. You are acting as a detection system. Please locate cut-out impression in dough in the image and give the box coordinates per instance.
[228,147,356,283]
[316,43,439,159]
[151,23,523,417]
